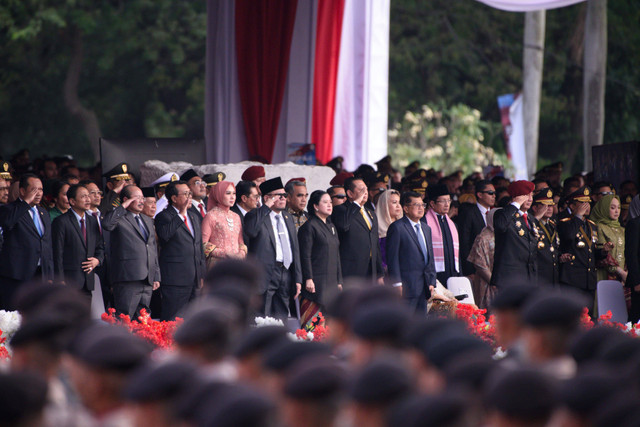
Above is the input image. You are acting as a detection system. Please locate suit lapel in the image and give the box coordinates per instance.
[282,212,296,247]
[69,213,87,248]
[186,210,197,240]
[403,217,422,250]
[125,212,146,240]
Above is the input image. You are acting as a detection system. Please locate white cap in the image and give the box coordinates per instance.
[150,172,179,187]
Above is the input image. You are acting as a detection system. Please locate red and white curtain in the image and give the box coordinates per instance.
[205,0,389,170]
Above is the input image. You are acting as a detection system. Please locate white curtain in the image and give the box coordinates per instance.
[474,0,585,12]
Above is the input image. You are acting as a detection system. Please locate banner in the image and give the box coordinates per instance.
[497,94,528,180]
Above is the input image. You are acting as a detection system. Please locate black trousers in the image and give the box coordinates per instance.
[161,283,197,321]
[262,264,292,320]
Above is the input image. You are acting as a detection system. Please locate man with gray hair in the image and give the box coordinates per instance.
[285,178,309,231]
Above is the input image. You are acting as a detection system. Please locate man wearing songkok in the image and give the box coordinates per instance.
[99,162,134,213]
[0,173,53,309]
[520,291,584,379]
[155,180,205,320]
[491,180,538,288]
[282,357,346,427]
[150,172,179,216]
[285,177,309,230]
[52,184,104,296]
[65,324,152,426]
[456,179,495,276]
[244,177,302,318]
[180,168,207,220]
[332,176,383,283]
[530,188,560,285]
[557,186,607,311]
[425,183,460,286]
[101,185,161,317]
[386,191,436,313]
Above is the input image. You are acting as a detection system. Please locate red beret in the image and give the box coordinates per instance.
[286,177,306,186]
[330,172,354,186]
[241,165,265,181]
[507,180,535,198]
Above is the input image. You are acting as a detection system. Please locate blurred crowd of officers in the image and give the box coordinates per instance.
[0,149,640,426]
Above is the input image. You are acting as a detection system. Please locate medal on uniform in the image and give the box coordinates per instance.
[577,241,586,248]
[515,221,521,228]
[519,229,525,236]
[538,241,545,249]
[550,246,555,252]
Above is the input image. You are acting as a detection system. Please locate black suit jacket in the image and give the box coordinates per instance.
[456,203,486,275]
[491,204,538,288]
[0,200,54,281]
[331,201,383,280]
[231,204,249,244]
[101,206,161,285]
[532,217,559,285]
[386,216,437,298]
[244,205,302,293]
[154,206,205,287]
[52,211,105,290]
[298,215,343,304]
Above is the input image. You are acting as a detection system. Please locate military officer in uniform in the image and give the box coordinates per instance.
[529,188,559,286]
[99,162,134,214]
[557,187,609,312]
[491,180,539,288]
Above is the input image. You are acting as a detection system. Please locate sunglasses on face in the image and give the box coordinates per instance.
[332,195,347,199]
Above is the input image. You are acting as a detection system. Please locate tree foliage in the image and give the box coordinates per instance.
[0,0,206,165]
[389,1,640,174]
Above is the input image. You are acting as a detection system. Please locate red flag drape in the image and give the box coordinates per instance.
[311,0,345,164]
[235,0,298,163]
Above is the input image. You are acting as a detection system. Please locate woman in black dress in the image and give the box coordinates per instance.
[298,190,343,326]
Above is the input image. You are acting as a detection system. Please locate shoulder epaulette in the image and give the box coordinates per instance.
[548,219,556,225]
[560,217,571,222]
[587,219,596,225]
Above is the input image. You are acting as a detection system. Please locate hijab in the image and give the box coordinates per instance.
[590,194,621,227]
[376,190,401,238]
[629,194,640,220]
[485,207,499,232]
[208,181,234,212]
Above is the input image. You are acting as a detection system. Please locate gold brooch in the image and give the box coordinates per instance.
[518,229,525,236]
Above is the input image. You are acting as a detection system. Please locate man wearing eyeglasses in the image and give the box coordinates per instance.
[102,185,161,318]
[456,180,495,280]
[591,181,614,204]
[425,184,460,287]
[180,169,208,221]
[244,177,302,319]
[386,191,436,313]
[327,185,347,207]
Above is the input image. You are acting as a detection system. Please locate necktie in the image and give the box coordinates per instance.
[183,215,191,233]
[80,218,87,243]
[31,207,43,237]
[91,211,102,235]
[198,203,205,218]
[523,213,529,228]
[276,215,293,269]
[135,215,148,241]
[360,207,372,230]
[415,224,428,263]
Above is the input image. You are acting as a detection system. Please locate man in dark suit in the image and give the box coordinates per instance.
[625,207,640,322]
[232,180,259,244]
[154,181,206,320]
[52,184,105,296]
[244,177,302,319]
[456,180,495,276]
[180,169,207,221]
[0,173,54,309]
[491,180,538,289]
[331,177,383,284]
[102,185,161,318]
[386,191,437,313]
